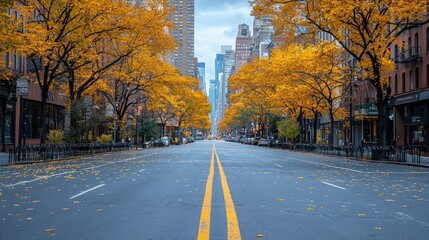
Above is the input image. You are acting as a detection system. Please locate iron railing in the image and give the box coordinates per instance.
[8,143,132,164]
[269,143,421,163]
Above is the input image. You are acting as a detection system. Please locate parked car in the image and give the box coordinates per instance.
[161,136,170,146]
[258,138,269,146]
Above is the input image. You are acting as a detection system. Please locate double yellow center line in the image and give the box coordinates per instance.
[197,144,241,240]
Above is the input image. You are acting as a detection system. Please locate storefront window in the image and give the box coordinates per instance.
[411,125,426,145]
[23,100,65,139]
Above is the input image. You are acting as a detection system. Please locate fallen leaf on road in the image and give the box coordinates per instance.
[62,208,69,211]
[358,213,366,217]
[278,198,285,202]
[257,233,264,238]
[298,176,304,180]
[374,227,382,230]
[26,218,33,220]
[385,199,395,202]
[45,228,55,232]
[307,207,314,211]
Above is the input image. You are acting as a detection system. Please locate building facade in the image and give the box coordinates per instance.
[252,16,274,59]
[197,62,206,92]
[167,0,195,77]
[234,24,252,75]
[390,21,429,151]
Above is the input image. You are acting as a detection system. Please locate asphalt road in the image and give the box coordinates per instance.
[1,140,429,239]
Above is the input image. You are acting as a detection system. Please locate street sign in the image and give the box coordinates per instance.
[16,78,28,96]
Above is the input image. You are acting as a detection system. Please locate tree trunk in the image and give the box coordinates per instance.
[329,110,335,145]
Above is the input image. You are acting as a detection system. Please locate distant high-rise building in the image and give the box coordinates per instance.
[253,16,274,58]
[216,46,234,122]
[209,79,216,134]
[214,53,225,112]
[167,0,195,77]
[197,62,206,92]
[234,23,252,74]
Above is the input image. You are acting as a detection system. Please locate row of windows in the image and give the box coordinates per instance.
[5,52,25,72]
[392,65,429,94]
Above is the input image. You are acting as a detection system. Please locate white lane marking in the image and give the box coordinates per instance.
[320,181,346,190]
[2,153,156,188]
[138,169,146,173]
[395,212,429,227]
[287,157,429,174]
[82,164,108,171]
[70,184,106,199]
[274,164,284,168]
[297,159,364,173]
[4,171,76,187]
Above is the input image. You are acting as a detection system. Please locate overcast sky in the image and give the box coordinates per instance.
[195,0,253,91]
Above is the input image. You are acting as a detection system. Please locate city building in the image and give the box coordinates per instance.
[167,0,195,77]
[197,62,206,92]
[1,2,66,151]
[390,20,429,151]
[209,79,216,134]
[252,16,274,59]
[234,23,252,74]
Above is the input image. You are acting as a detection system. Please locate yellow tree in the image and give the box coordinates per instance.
[251,0,428,144]
[17,0,108,143]
[60,0,174,142]
[229,58,277,137]
[270,43,348,144]
[0,0,22,81]
[173,78,211,142]
[97,55,179,142]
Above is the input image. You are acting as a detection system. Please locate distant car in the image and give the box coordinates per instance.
[161,137,170,146]
[258,138,269,146]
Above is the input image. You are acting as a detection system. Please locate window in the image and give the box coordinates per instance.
[394,74,398,94]
[416,68,420,89]
[5,52,10,68]
[23,100,65,139]
[427,27,429,52]
[427,64,429,87]
[408,37,412,57]
[415,33,419,55]
[402,72,406,92]
[13,53,18,69]
[394,45,398,63]
[410,70,414,90]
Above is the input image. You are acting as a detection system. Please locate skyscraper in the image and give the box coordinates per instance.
[253,16,274,58]
[209,79,216,133]
[197,62,206,92]
[234,23,252,74]
[167,0,195,77]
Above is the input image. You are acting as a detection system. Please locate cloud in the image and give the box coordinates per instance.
[195,0,253,91]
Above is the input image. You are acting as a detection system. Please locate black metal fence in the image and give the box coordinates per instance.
[8,143,132,164]
[269,143,421,164]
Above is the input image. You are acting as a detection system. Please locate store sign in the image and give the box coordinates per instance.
[354,103,378,116]
[16,78,28,96]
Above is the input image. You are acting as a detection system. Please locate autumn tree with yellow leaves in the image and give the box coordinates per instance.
[173,78,211,142]
[14,0,174,143]
[228,58,277,138]
[270,42,348,144]
[251,0,428,144]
